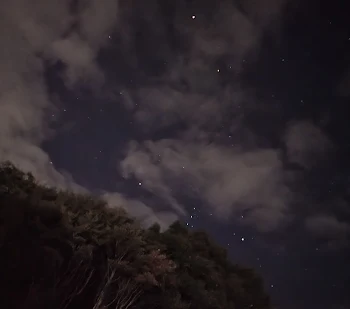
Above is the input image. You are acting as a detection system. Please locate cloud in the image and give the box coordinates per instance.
[114,0,296,231]
[51,34,104,87]
[116,0,293,102]
[284,121,333,169]
[0,0,167,226]
[49,0,119,88]
[121,139,291,232]
[0,0,66,187]
[0,0,118,183]
[103,192,179,230]
[118,0,294,137]
[337,67,350,97]
[305,215,350,249]
[0,138,85,192]
[241,0,292,26]
[131,86,245,134]
[172,0,292,70]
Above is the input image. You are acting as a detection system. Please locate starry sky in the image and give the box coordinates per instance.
[1,0,350,308]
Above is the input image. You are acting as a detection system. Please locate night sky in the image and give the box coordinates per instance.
[1,0,350,308]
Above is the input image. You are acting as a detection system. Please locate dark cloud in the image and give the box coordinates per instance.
[130,86,245,134]
[284,121,333,169]
[116,0,295,137]
[115,0,293,92]
[337,67,350,97]
[305,215,350,249]
[172,0,292,69]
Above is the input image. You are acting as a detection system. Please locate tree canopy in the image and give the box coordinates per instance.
[0,161,272,309]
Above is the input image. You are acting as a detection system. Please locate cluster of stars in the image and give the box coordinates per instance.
[186,206,200,228]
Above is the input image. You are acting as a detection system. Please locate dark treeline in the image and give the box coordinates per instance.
[0,161,271,309]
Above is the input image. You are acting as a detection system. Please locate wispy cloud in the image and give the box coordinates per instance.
[103,192,179,231]
[284,121,333,169]
[121,139,291,232]
[305,215,350,249]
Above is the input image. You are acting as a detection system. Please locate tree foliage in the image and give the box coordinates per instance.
[0,161,272,309]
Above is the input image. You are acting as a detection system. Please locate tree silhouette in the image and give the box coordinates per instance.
[0,161,271,309]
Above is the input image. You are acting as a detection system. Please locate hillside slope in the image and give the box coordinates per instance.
[0,161,271,309]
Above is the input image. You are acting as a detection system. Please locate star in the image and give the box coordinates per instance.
[191,15,196,19]
[241,237,245,241]
[138,182,142,186]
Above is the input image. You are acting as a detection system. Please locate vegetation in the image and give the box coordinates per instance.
[0,161,271,309]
